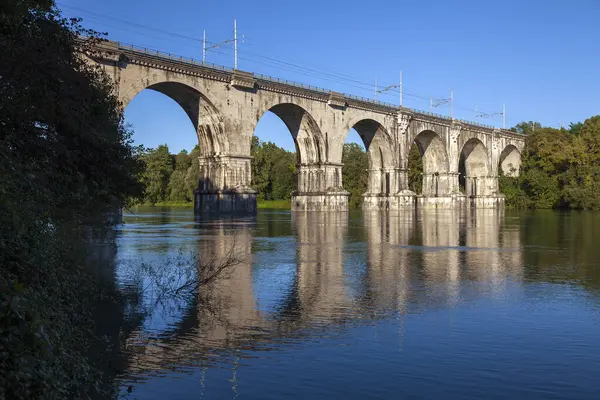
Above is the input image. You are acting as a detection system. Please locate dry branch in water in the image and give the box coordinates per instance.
[131,235,248,309]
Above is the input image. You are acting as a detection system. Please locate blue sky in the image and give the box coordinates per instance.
[59,0,600,153]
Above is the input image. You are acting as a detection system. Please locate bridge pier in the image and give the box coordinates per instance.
[464,175,505,209]
[292,163,349,211]
[194,189,257,213]
[417,193,467,209]
[363,168,417,211]
[416,172,463,209]
[417,173,506,209]
[363,167,391,211]
[468,195,505,208]
[193,155,257,214]
[363,192,417,211]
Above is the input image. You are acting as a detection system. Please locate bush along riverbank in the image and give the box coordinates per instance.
[500,119,600,210]
[1,2,143,398]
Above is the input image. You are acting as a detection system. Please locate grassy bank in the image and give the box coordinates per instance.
[132,200,291,209]
[133,201,194,208]
[257,199,291,209]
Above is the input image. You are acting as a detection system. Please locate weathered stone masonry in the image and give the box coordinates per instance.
[86,40,525,212]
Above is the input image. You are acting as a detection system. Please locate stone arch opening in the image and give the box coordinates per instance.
[123,84,221,205]
[459,138,490,197]
[499,145,521,177]
[263,103,327,165]
[407,142,424,194]
[411,130,449,196]
[252,103,332,205]
[124,81,234,205]
[348,119,394,199]
[123,80,226,157]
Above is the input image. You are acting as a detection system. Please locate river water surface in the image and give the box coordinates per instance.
[109,208,600,399]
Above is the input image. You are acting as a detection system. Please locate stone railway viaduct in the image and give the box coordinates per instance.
[87,40,525,212]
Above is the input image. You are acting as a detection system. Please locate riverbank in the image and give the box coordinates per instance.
[257,199,291,209]
[133,201,194,208]
[132,199,292,209]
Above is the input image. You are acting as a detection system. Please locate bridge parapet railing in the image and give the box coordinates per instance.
[119,42,234,73]
[254,73,331,95]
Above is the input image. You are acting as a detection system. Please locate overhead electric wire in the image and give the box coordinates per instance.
[58,4,395,93]
[59,4,204,42]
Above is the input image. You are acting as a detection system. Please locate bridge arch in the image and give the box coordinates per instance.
[252,103,338,200]
[348,119,394,196]
[120,76,227,156]
[413,130,450,173]
[254,103,326,165]
[499,145,521,177]
[459,138,490,197]
[410,130,449,196]
[351,119,394,169]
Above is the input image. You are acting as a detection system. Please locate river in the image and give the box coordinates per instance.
[106,207,600,399]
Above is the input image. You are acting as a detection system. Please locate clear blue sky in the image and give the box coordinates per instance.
[59,0,600,153]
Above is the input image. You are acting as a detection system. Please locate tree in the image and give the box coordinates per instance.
[1,1,143,397]
[501,117,600,210]
[568,122,583,135]
[251,137,274,199]
[251,137,297,201]
[168,150,192,201]
[271,154,296,200]
[342,143,368,208]
[140,145,173,204]
[408,143,423,193]
[511,121,542,135]
[184,145,201,200]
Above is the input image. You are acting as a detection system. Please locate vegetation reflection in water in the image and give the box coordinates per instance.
[113,208,600,399]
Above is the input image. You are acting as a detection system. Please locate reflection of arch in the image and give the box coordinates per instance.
[257,103,326,164]
[459,138,490,197]
[412,130,449,173]
[122,78,226,156]
[499,145,521,177]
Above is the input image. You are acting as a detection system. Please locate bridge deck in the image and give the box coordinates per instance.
[91,39,523,138]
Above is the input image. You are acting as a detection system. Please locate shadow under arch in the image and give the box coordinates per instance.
[498,144,521,177]
[411,130,450,196]
[123,79,227,156]
[459,138,490,197]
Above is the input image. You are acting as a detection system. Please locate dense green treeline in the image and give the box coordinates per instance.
[136,139,373,208]
[342,143,369,208]
[138,115,600,211]
[135,137,299,205]
[250,136,296,201]
[138,145,200,205]
[501,116,600,210]
[1,1,143,398]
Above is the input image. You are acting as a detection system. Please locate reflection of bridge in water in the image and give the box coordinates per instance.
[124,210,523,375]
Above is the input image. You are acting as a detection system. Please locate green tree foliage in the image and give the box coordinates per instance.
[135,138,298,204]
[168,150,192,202]
[501,116,600,209]
[140,145,174,204]
[184,145,201,200]
[1,1,143,398]
[251,136,296,201]
[408,143,424,193]
[342,143,368,208]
